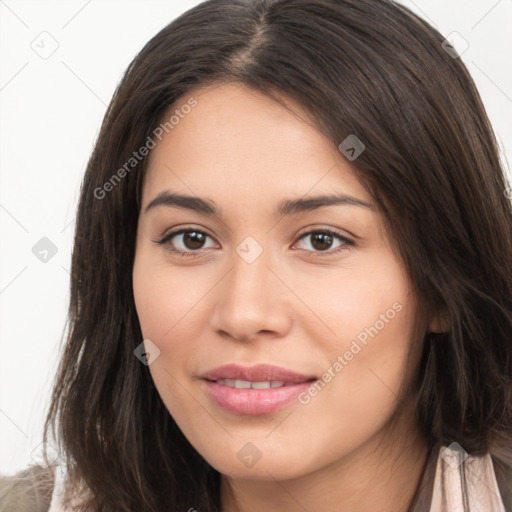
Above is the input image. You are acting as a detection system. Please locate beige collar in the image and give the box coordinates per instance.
[429,444,506,511]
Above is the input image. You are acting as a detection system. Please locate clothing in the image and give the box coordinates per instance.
[0,465,52,512]
[429,444,507,511]
[46,445,507,511]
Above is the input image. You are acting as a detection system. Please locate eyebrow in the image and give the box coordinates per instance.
[144,190,375,217]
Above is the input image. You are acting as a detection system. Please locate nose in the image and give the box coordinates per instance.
[209,246,293,343]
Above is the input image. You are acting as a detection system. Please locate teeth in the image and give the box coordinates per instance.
[216,379,287,389]
[251,381,271,389]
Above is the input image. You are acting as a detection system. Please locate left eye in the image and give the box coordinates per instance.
[293,230,352,252]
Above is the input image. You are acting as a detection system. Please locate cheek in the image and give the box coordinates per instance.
[297,254,419,411]
[132,256,202,417]
[293,249,415,350]
[291,298,419,474]
[133,249,208,346]
[132,250,216,408]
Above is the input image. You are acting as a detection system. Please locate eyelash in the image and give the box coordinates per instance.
[154,227,354,258]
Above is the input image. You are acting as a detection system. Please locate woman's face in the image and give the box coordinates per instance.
[133,82,431,480]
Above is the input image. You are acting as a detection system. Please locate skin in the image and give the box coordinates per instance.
[132,82,443,511]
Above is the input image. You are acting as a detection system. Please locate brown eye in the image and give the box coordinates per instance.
[182,231,207,250]
[157,229,218,255]
[294,230,353,254]
[310,232,333,251]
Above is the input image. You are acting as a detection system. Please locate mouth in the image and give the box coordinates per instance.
[200,364,317,415]
[212,379,296,389]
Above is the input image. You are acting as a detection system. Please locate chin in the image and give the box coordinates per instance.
[192,435,323,481]
[211,454,310,481]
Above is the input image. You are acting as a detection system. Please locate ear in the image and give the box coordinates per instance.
[428,309,450,334]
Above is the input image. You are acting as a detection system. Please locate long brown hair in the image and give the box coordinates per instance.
[44,0,512,510]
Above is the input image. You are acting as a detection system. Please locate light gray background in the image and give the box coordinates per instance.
[1,0,511,475]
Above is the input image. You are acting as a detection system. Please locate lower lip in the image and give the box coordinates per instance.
[202,380,313,415]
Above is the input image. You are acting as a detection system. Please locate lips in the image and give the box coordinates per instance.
[200,364,317,415]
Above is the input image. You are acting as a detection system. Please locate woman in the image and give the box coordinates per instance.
[4,0,512,510]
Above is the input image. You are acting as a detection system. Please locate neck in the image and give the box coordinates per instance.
[221,410,429,512]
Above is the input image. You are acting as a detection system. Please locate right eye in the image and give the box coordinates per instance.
[155,228,219,257]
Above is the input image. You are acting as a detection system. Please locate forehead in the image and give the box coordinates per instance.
[142,82,371,206]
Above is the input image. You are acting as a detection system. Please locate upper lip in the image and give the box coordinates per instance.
[200,364,316,383]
